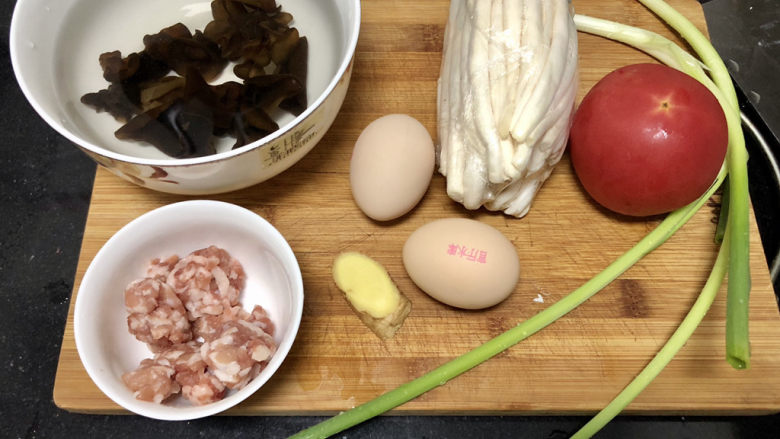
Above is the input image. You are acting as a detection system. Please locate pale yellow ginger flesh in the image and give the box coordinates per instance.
[333,252,400,318]
[332,252,411,339]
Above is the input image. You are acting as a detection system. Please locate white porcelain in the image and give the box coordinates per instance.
[10,0,360,194]
[73,200,304,420]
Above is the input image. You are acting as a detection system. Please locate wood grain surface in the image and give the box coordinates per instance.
[53,0,780,415]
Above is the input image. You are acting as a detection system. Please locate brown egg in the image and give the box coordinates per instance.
[349,114,435,221]
[402,218,520,309]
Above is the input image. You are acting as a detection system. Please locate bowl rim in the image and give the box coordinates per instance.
[72,199,304,420]
[10,0,361,168]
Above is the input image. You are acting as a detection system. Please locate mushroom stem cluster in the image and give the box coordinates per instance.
[437,0,578,217]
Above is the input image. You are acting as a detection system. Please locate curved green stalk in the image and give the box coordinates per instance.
[571,231,730,438]
[640,0,751,372]
[570,3,750,436]
[577,0,751,371]
[715,177,729,244]
[291,3,747,438]
[571,14,712,86]
[292,174,724,439]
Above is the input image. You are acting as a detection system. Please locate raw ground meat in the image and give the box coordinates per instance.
[201,318,277,390]
[146,255,180,281]
[194,304,275,342]
[125,278,192,351]
[166,246,246,320]
[157,342,226,405]
[177,367,226,405]
[122,342,225,405]
[122,246,276,405]
[121,358,180,404]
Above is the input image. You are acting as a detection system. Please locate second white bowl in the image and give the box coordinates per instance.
[74,200,304,420]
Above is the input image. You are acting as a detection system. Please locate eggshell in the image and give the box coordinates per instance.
[402,218,520,309]
[350,114,435,221]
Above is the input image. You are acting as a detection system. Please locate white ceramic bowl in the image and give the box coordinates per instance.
[73,200,304,420]
[10,0,359,194]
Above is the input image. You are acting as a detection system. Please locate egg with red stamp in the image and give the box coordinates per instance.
[402,218,520,309]
[349,114,435,221]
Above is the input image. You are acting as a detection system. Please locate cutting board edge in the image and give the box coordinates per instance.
[50,0,780,417]
[51,404,780,418]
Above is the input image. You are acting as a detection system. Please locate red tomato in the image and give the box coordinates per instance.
[569,63,728,217]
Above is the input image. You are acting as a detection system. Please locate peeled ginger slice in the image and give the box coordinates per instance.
[332,252,411,339]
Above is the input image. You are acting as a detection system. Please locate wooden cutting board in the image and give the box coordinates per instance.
[54,0,780,416]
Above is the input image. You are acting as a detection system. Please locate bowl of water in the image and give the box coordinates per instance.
[11,0,360,194]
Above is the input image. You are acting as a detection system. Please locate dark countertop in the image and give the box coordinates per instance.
[2,1,779,438]
[703,0,780,147]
